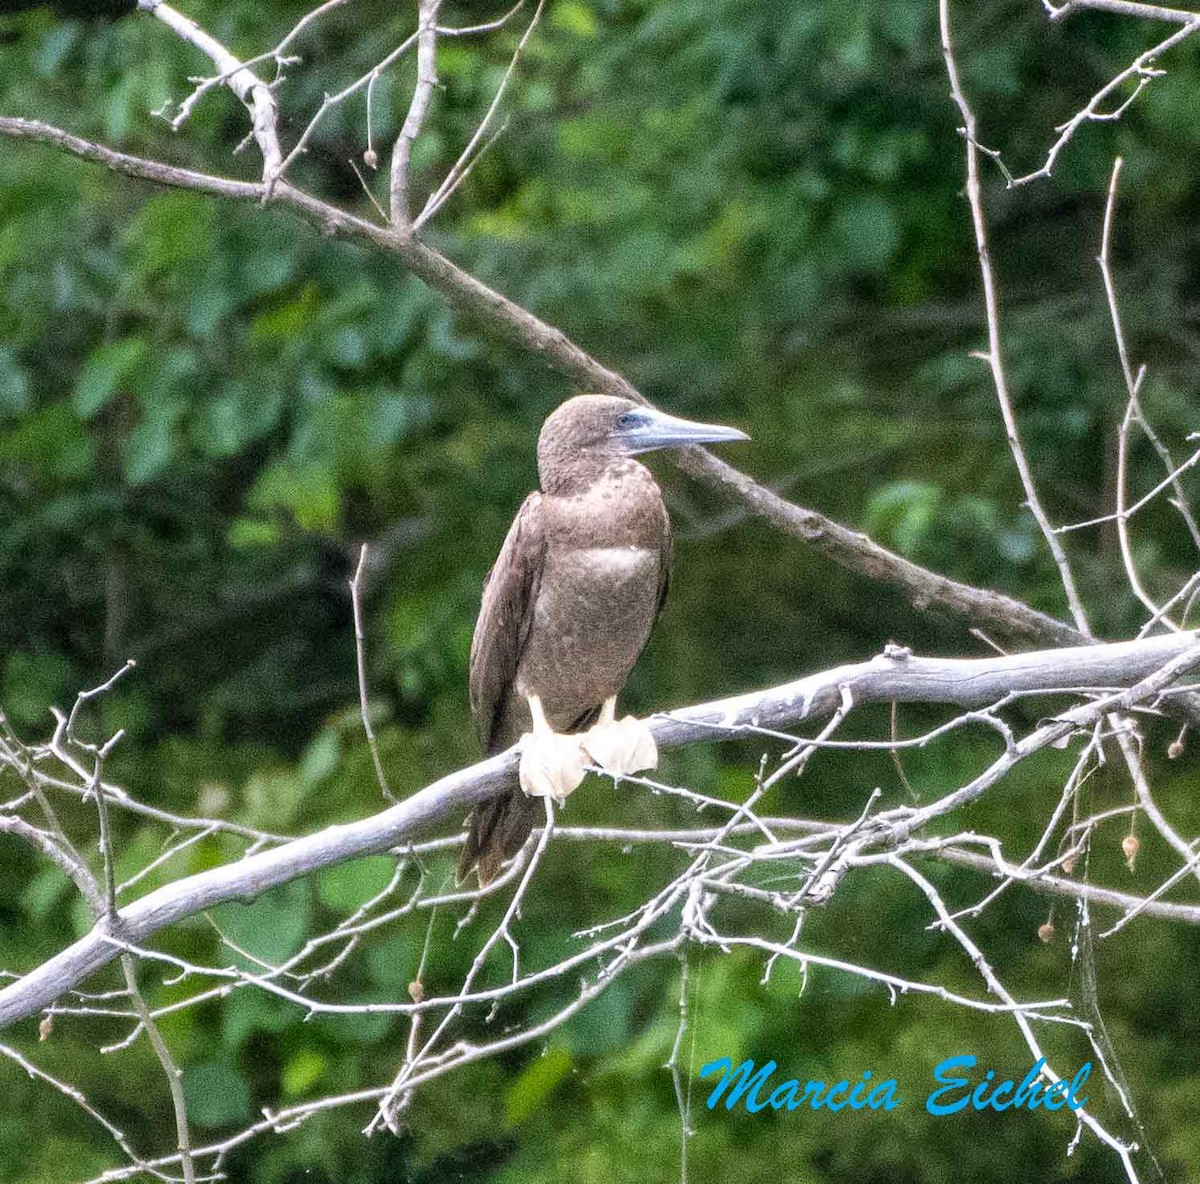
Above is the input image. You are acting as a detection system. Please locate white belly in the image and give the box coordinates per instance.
[573,545,658,579]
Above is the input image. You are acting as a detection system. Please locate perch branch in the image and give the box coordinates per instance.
[1,630,1198,1031]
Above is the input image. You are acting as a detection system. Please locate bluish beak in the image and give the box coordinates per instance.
[616,406,750,455]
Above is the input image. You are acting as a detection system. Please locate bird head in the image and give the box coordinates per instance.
[537,395,748,492]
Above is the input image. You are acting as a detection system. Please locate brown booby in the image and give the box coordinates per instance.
[458,394,749,885]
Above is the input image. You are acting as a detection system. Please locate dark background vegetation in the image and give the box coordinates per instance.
[3,1,1200,1180]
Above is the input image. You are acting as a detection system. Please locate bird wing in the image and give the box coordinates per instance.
[656,512,673,620]
[469,493,546,754]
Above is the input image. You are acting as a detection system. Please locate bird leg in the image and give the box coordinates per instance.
[518,694,588,802]
[579,696,658,779]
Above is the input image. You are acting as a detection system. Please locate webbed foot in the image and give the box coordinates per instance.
[518,695,588,802]
[518,730,587,801]
[580,706,658,778]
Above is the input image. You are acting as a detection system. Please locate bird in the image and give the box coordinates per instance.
[458,394,749,885]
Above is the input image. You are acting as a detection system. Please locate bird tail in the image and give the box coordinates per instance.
[457,791,538,886]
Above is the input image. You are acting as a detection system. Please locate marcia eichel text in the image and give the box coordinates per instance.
[700,1054,1091,1117]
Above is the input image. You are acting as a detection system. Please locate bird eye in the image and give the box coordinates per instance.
[616,412,638,430]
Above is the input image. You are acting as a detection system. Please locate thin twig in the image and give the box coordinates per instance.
[415,0,545,228]
[350,544,395,802]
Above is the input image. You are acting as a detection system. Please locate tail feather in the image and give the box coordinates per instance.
[457,791,538,886]
[458,701,604,885]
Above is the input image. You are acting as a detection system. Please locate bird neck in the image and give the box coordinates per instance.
[540,460,667,549]
[539,452,645,498]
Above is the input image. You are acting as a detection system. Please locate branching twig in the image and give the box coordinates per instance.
[142,1,283,185]
[3,631,1199,1030]
[0,114,1098,656]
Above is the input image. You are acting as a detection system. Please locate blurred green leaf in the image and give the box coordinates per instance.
[122,414,173,484]
[127,192,216,279]
[212,880,310,967]
[249,461,340,532]
[865,480,941,555]
[505,1046,573,1126]
[1,650,75,727]
[317,856,397,912]
[0,346,30,419]
[184,1064,252,1128]
[222,988,293,1049]
[0,403,93,480]
[282,1048,326,1098]
[72,337,147,420]
[299,727,340,785]
[227,517,280,548]
[829,193,899,273]
[20,867,71,921]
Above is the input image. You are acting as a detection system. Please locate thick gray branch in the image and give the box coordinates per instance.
[1,630,1196,1031]
[0,116,1079,652]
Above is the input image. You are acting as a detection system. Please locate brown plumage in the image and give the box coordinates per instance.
[458,394,747,885]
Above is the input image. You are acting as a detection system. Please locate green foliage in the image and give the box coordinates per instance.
[317,855,396,911]
[213,881,311,968]
[3,0,1200,1181]
[504,1045,573,1126]
[185,1063,254,1128]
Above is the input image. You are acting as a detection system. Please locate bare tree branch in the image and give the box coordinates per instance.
[350,544,395,802]
[1016,2,1200,184]
[389,0,441,225]
[142,0,283,183]
[0,115,1092,653]
[6,8,1200,1178]
[941,0,1090,633]
[2,630,1198,1032]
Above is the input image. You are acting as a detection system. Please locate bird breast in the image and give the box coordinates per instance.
[570,545,659,580]
[515,543,661,728]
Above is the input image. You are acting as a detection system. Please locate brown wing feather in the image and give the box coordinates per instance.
[460,495,546,886]
[468,493,546,755]
[655,512,672,620]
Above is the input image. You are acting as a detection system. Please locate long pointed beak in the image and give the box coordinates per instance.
[616,406,750,455]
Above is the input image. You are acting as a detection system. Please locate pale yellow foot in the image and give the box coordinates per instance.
[519,730,588,801]
[580,697,658,778]
[518,694,588,802]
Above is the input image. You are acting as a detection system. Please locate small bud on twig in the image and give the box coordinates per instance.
[1122,833,1140,873]
[1037,920,1055,944]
